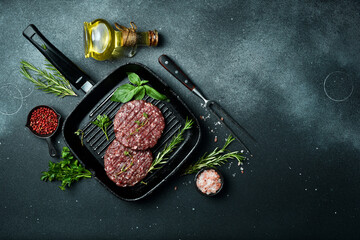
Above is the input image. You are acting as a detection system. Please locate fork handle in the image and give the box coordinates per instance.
[158,54,196,91]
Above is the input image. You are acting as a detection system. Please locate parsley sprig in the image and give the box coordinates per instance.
[148,118,194,172]
[91,114,111,141]
[74,129,84,146]
[41,147,92,190]
[183,135,245,175]
[110,72,168,103]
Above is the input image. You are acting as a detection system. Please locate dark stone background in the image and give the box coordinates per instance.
[0,0,359,239]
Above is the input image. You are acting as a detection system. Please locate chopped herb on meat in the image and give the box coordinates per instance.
[104,140,153,187]
[113,100,165,150]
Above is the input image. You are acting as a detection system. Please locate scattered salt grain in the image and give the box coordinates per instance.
[232,173,236,177]
[203,114,211,121]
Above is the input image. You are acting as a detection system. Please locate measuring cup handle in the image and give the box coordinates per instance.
[158,54,196,91]
[45,138,57,158]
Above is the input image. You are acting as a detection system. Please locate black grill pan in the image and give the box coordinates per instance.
[23,24,201,201]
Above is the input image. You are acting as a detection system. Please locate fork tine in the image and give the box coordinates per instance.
[208,102,256,154]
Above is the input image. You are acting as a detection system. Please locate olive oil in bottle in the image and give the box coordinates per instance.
[84,19,158,61]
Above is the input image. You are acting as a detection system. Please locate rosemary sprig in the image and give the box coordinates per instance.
[20,60,77,98]
[183,135,245,175]
[148,118,194,172]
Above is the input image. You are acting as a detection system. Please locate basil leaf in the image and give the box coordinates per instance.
[139,80,149,85]
[127,72,141,86]
[133,86,146,100]
[110,84,136,102]
[144,85,168,101]
[111,73,168,103]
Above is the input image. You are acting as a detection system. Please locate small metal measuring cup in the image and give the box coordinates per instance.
[25,105,61,157]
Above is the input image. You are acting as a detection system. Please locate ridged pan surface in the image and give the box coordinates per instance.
[62,63,201,201]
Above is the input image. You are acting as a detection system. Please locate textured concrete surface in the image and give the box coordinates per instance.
[1,0,360,239]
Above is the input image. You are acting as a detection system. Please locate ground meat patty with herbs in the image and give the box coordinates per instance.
[113,100,165,150]
[104,139,153,187]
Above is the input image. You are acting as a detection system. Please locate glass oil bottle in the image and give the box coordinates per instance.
[83,19,158,61]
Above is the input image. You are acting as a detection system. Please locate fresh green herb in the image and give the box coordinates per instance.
[148,118,194,172]
[74,129,84,146]
[20,60,77,98]
[116,151,134,175]
[183,135,245,175]
[140,181,148,185]
[124,151,131,157]
[91,114,111,141]
[41,147,92,190]
[130,113,149,135]
[110,72,168,103]
[117,161,134,175]
[124,161,134,171]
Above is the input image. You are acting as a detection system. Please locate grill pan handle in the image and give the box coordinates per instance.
[158,54,196,91]
[23,24,94,92]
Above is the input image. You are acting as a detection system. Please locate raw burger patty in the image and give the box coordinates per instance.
[113,100,165,150]
[104,139,152,187]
